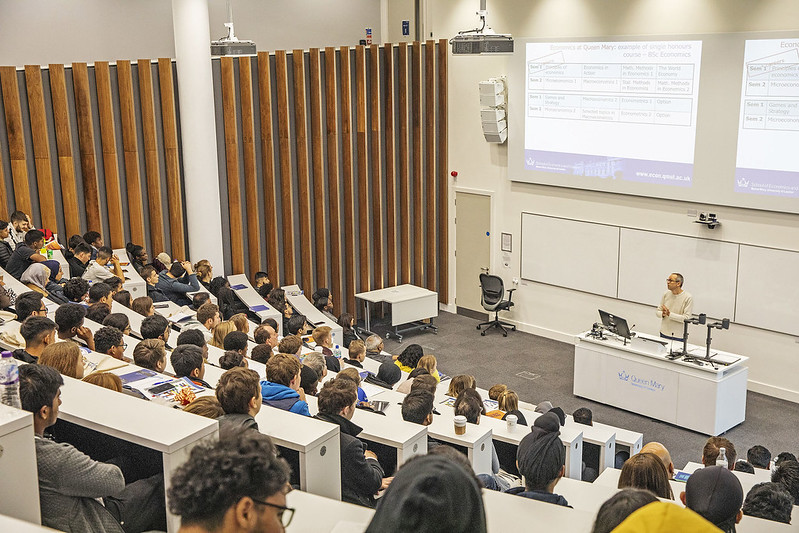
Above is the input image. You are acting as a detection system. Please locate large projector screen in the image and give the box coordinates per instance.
[509,32,799,214]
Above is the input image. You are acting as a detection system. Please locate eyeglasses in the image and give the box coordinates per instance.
[250,498,295,527]
[118,342,128,349]
[666,279,678,283]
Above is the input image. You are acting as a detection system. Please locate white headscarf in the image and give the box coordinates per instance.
[21,263,50,290]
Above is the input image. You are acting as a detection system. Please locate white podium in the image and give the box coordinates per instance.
[574,331,748,435]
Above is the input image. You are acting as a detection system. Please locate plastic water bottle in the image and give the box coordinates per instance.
[716,447,728,468]
[0,352,22,410]
[333,344,342,359]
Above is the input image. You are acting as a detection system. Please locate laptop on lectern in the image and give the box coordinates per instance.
[598,309,632,340]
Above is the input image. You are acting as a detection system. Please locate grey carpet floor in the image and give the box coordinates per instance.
[368,310,798,471]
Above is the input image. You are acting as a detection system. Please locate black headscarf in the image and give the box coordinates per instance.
[365,455,487,533]
[517,412,566,490]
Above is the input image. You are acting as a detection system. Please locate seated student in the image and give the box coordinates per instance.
[454,388,507,491]
[131,296,155,317]
[505,412,569,506]
[83,230,103,260]
[488,383,507,401]
[139,265,169,303]
[230,312,249,334]
[742,482,794,524]
[102,313,131,336]
[775,452,797,467]
[132,339,167,373]
[253,323,279,349]
[210,319,235,349]
[772,459,799,505]
[300,364,321,396]
[312,325,341,372]
[401,390,442,450]
[396,367,430,394]
[21,263,68,304]
[251,344,273,365]
[67,242,93,280]
[267,287,292,331]
[261,353,311,416]
[315,294,337,322]
[168,431,290,533]
[54,303,95,350]
[171,345,211,388]
[125,242,148,275]
[344,339,366,368]
[82,246,124,284]
[573,406,593,425]
[193,259,213,290]
[189,292,210,312]
[338,367,369,405]
[63,277,90,303]
[219,350,247,370]
[6,229,59,282]
[618,452,674,500]
[681,465,743,532]
[416,354,441,382]
[182,396,225,419]
[105,276,123,296]
[614,502,724,532]
[88,282,114,306]
[13,315,57,363]
[366,454,487,533]
[140,314,170,344]
[498,390,528,426]
[112,290,131,310]
[19,364,167,533]
[93,326,126,361]
[216,285,248,320]
[395,344,424,373]
[364,361,402,390]
[83,372,124,392]
[277,334,302,359]
[591,488,659,533]
[409,374,439,398]
[208,275,230,297]
[39,341,84,379]
[179,301,219,343]
[314,377,387,507]
[734,461,755,474]
[156,260,200,306]
[0,219,13,269]
[4,210,31,247]
[338,312,360,349]
[175,328,209,359]
[365,334,394,364]
[287,314,311,336]
[252,270,270,289]
[703,436,737,470]
[303,352,327,381]
[446,374,476,398]
[13,291,48,321]
[639,442,676,479]
[223,330,249,358]
[747,445,772,470]
[215,367,261,434]
[86,302,112,324]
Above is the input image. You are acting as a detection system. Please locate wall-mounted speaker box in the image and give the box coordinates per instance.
[484,128,507,143]
[480,92,506,107]
[482,119,507,134]
[481,108,506,122]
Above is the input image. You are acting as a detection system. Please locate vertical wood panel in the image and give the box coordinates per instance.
[24,65,58,231]
[292,50,313,293]
[397,43,411,284]
[383,45,397,288]
[424,42,437,292]
[437,40,449,303]
[275,51,296,284]
[324,47,343,315]
[355,46,370,294]
[116,60,146,246]
[257,52,280,285]
[72,63,102,234]
[339,47,357,314]
[94,62,125,246]
[157,58,186,259]
[369,45,384,290]
[309,49,328,291]
[238,56,261,276]
[411,42,424,284]
[0,66,32,215]
[137,59,165,254]
[48,64,81,237]
[220,57,245,274]
[0,140,6,219]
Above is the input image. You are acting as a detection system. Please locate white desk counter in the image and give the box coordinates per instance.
[426,415,494,475]
[0,514,58,532]
[227,274,283,335]
[483,488,595,532]
[355,284,438,341]
[0,405,40,524]
[112,248,147,299]
[283,284,343,346]
[285,490,373,533]
[574,331,748,435]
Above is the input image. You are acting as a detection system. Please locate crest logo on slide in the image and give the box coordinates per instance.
[526,157,536,167]
[737,177,750,188]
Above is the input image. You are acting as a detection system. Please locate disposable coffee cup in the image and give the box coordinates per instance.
[454,415,467,435]
[506,414,518,430]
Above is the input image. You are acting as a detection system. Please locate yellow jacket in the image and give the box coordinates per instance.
[613,502,721,533]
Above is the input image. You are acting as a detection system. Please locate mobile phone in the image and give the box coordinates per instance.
[674,471,691,483]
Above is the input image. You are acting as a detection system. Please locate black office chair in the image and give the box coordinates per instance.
[477,273,516,337]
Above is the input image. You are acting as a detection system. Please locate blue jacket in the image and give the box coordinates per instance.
[260,380,311,416]
[155,270,200,306]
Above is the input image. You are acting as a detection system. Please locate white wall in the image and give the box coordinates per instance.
[0,0,382,66]
[424,0,799,402]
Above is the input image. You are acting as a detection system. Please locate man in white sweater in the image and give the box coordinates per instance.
[656,272,693,340]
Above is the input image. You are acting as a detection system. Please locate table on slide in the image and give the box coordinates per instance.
[354,284,438,341]
[574,330,748,435]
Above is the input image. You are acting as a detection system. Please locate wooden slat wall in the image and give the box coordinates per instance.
[340,46,357,315]
[220,57,245,274]
[309,49,327,292]
[397,43,411,285]
[257,52,280,285]
[324,47,343,315]
[411,42,424,286]
[292,50,313,293]
[238,56,261,277]
[424,42,437,292]
[354,46,370,295]
[0,61,188,260]
[274,51,296,285]
[437,39,449,303]
[369,45,383,290]
[384,46,397,289]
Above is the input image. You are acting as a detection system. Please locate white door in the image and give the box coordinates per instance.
[455,191,491,316]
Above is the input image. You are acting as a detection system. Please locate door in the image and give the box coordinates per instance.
[455,191,491,317]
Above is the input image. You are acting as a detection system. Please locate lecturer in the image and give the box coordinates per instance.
[656,273,693,340]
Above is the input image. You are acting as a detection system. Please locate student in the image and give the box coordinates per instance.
[287,314,311,336]
[39,341,84,379]
[13,291,48,321]
[253,270,270,289]
[175,328,210,360]
[182,301,220,342]
[315,294,337,322]
[132,339,167,372]
[217,285,248,320]
[215,367,261,434]
[190,292,210,311]
[139,265,169,303]
[4,211,30,247]
[112,290,130,309]
[253,323,279,349]
[277,335,302,358]
[702,436,737,470]
[772,460,799,505]
[337,312,360,349]
[194,259,213,290]
[251,344,273,365]
[639,442,676,479]
[219,350,247,370]
[93,326,127,361]
[312,325,340,371]
[230,312,249,334]
[182,396,225,419]
[488,383,508,401]
[62,277,90,303]
[401,390,442,451]
[54,303,95,351]
[302,352,327,383]
[680,465,743,532]
[21,263,68,304]
[261,354,311,416]
[13,315,57,363]
[86,302,112,324]
[140,314,170,344]
[0,220,14,268]
[19,364,167,533]
[6,229,60,281]
[416,354,441,382]
[82,246,124,284]
[300,365,321,396]
[742,482,794,524]
[314,377,387,507]
[87,282,113,306]
[344,339,366,368]
[156,260,200,306]
[395,344,424,373]
[83,372,124,392]
[125,242,148,274]
[171,345,211,388]
[591,489,659,533]
[83,230,103,260]
[446,375,476,398]
[131,296,155,317]
[618,453,674,499]
[67,242,92,279]
[338,367,369,405]
[102,313,132,336]
[210,320,235,349]
[365,334,393,364]
[223,330,249,358]
[455,389,507,491]
[747,445,772,470]
[498,390,528,426]
[167,431,290,533]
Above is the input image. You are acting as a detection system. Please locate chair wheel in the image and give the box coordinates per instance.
[481,332,486,336]
[476,325,481,330]
[503,333,507,337]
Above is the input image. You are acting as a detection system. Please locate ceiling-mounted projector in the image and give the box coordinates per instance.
[211,0,256,56]
[450,0,513,55]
